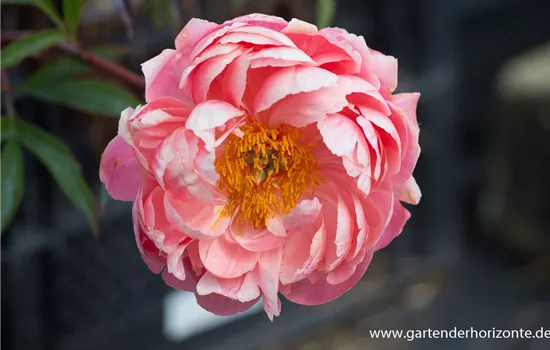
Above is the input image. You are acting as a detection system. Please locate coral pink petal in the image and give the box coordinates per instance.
[100,135,142,201]
[282,249,374,305]
[222,54,251,107]
[142,49,191,105]
[185,100,244,148]
[250,47,315,68]
[196,272,261,302]
[190,22,246,59]
[392,92,420,125]
[229,26,296,48]
[229,221,285,252]
[224,13,288,31]
[282,18,318,35]
[256,247,283,320]
[280,216,326,285]
[255,66,337,113]
[133,200,165,273]
[319,186,354,271]
[376,200,411,251]
[265,215,286,237]
[268,86,342,128]
[164,192,229,239]
[162,269,197,292]
[175,18,218,50]
[282,197,323,231]
[218,32,286,46]
[363,187,394,250]
[195,293,260,316]
[192,47,249,103]
[326,247,366,285]
[199,237,260,278]
[398,176,421,205]
[370,50,398,93]
[167,240,192,280]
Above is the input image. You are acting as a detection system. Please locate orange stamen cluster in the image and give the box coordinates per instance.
[214,120,322,228]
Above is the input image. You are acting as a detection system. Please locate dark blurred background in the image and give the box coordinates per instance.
[2,0,550,349]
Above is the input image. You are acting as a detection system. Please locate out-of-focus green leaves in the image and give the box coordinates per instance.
[19,78,139,117]
[22,46,126,87]
[1,117,16,140]
[1,0,64,30]
[1,29,65,69]
[1,140,24,233]
[14,119,97,234]
[146,0,175,30]
[62,0,84,37]
[316,0,336,28]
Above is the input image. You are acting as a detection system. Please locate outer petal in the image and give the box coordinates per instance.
[282,249,374,305]
[133,198,165,273]
[175,18,218,50]
[256,247,283,320]
[195,294,260,316]
[369,50,398,94]
[142,50,192,105]
[196,271,261,302]
[223,13,288,32]
[100,136,141,201]
[375,200,411,251]
[397,176,421,205]
[162,268,197,292]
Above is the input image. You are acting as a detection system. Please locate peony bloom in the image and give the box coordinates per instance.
[100,13,421,319]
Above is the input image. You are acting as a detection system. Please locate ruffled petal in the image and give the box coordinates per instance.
[175,18,218,50]
[256,247,283,320]
[99,136,142,201]
[195,294,260,316]
[196,271,261,302]
[255,66,337,113]
[375,199,410,251]
[280,215,326,285]
[282,249,374,305]
[198,237,260,278]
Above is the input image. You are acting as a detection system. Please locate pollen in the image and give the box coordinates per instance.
[214,119,322,229]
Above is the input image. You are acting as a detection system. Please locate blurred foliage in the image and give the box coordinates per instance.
[1,0,64,30]
[0,0,139,234]
[62,0,84,37]
[1,29,65,69]
[316,0,336,28]
[1,139,24,232]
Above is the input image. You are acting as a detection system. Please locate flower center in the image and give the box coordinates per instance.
[214,120,322,228]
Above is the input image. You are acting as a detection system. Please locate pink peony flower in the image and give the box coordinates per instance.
[100,13,421,319]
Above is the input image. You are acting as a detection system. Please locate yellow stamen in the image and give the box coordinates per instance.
[214,119,322,228]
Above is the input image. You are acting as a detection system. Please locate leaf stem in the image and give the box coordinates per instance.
[1,30,145,90]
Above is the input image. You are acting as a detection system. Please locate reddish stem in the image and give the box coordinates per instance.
[1,30,145,89]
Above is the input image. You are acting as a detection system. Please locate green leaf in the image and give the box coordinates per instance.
[1,117,16,141]
[316,0,336,28]
[1,0,64,30]
[62,0,84,36]
[15,119,97,233]
[20,78,140,117]
[21,47,125,87]
[1,140,24,233]
[23,58,89,88]
[0,29,65,69]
